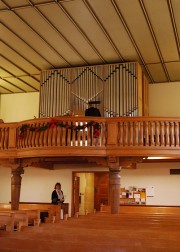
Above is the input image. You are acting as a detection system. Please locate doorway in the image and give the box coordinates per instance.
[72,171,109,215]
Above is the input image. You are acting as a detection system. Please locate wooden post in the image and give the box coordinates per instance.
[108,157,120,214]
[11,166,24,210]
[8,126,17,149]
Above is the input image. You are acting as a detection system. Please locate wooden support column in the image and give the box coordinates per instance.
[11,166,24,210]
[108,157,120,214]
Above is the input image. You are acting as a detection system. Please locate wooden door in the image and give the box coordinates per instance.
[94,172,109,211]
[73,176,80,215]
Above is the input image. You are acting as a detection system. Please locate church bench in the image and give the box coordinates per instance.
[11,211,29,231]
[25,209,41,226]
[18,202,69,222]
[101,204,180,214]
[0,213,15,231]
[0,203,11,210]
[70,213,180,230]
[86,213,180,221]
[0,210,40,230]
[0,211,28,231]
[0,202,69,213]
[18,202,69,214]
[0,203,69,222]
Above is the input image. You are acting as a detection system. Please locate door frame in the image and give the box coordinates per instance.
[72,171,109,216]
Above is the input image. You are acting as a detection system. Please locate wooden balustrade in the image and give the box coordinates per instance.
[1,117,180,158]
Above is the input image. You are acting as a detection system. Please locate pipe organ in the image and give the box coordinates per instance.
[40,62,148,118]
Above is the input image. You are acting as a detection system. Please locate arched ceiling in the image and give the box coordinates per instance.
[1,0,180,93]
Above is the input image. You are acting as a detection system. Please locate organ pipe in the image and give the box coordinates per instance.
[40,63,141,118]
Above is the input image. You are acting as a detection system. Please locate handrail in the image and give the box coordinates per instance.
[1,116,180,158]
[17,117,107,149]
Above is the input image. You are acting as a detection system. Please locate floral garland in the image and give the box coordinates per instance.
[19,118,101,139]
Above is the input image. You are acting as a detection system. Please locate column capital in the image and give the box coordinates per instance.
[108,156,120,169]
[11,166,24,176]
[11,166,24,187]
[109,167,121,173]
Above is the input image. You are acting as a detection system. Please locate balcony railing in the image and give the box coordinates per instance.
[1,116,180,158]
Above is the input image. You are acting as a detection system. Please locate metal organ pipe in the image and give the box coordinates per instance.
[39,63,140,118]
[57,70,60,116]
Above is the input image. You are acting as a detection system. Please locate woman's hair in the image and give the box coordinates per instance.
[54,182,61,189]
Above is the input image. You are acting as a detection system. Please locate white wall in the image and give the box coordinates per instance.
[21,167,74,214]
[149,81,180,116]
[0,166,75,214]
[121,162,180,206]
[1,163,180,209]
[0,92,39,122]
[0,165,108,215]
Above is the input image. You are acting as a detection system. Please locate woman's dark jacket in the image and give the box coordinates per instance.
[51,190,64,205]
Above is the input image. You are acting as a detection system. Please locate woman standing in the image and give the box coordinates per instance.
[51,182,64,205]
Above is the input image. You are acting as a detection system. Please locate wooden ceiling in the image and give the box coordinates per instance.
[1,0,180,93]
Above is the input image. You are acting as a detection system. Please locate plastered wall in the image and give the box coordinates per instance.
[149,81,180,116]
[0,92,39,122]
[0,163,180,209]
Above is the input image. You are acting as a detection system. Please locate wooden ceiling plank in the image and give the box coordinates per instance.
[165,62,180,82]
[0,56,26,77]
[84,0,124,62]
[0,22,55,69]
[0,66,39,92]
[61,0,119,62]
[3,78,37,92]
[0,0,56,11]
[0,80,14,94]
[1,55,40,85]
[17,6,86,66]
[139,0,171,82]
[39,3,103,64]
[12,9,72,67]
[1,0,180,88]
[147,64,168,83]
[32,2,89,65]
[1,40,41,73]
[0,77,26,93]
[143,0,179,62]
[169,0,180,58]
[111,0,154,82]
[87,0,140,62]
[0,56,39,91]
[19,76,40,90]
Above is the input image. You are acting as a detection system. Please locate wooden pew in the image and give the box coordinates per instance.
[46,205,61,223]
[0,213,15,231]
[19,202,69,215]
[0,211,28,231]
[12,211,28,231]
[25,209,41,226]
[0,202,69,223]
[18,202,69,222]
[0,209,40,230]
[101,204,180,214]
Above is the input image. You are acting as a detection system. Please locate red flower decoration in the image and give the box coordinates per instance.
[19,119,100,139]
[50,118,57,128]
